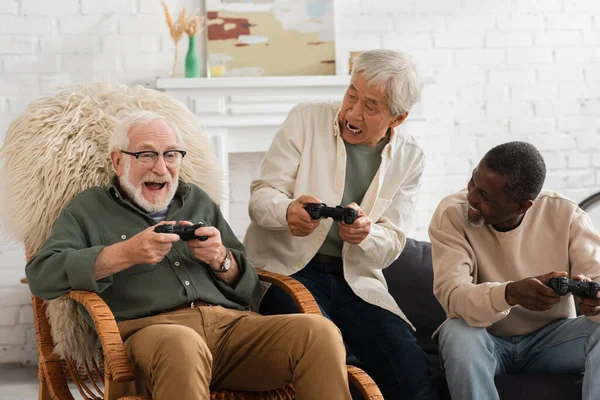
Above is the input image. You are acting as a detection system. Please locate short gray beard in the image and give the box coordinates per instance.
[464,205,485,228]
[119,159,178,213]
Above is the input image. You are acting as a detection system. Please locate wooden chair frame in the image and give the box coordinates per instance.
[32,267,383,400]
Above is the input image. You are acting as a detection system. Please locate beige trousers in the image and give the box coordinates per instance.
[111,305,351,400]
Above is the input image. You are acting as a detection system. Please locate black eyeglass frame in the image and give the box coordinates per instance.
[120,150,187,165]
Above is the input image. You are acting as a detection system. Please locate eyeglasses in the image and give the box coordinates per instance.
[120,150,187,167]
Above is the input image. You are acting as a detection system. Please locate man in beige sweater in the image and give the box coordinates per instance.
[429,141,600,400]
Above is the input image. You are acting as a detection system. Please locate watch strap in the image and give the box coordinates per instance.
[213,249,231,273]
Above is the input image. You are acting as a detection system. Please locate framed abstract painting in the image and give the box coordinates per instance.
[206,0,335,77]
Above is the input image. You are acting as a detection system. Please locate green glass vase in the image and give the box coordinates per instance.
[185,35,200,78]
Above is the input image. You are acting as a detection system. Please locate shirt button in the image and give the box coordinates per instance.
[297,262,303,268]
[174,261,180,266]
[120,235,126,239]
[184,280,190,286]
[337,183,343,188]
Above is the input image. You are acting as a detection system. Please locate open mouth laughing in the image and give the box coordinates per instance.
[345,120,363,135]
[144,181,167,191]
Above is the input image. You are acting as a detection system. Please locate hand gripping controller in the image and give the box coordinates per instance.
[154,223,208,241]
[304,203,359,225]
[547,277,600,299]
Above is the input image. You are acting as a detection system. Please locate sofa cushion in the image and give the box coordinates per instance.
[383,238,446,353]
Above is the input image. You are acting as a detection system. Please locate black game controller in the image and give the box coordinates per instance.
[154,223,208,241]
[304,203,358,225]
[547,277,600,299]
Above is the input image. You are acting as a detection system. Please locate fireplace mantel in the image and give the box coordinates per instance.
[156,75,356,89]
[155,75,434,221]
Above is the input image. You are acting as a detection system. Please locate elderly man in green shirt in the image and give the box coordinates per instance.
[25,111,351,400]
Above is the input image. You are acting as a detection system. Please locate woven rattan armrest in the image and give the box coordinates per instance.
[67,290,135,383]
[347,366,383,399]
[255,268,322,315]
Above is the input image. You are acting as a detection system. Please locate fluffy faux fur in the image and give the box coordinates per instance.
[0,82,222,366]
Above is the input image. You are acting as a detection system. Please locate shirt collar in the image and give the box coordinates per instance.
[333,108,342,137]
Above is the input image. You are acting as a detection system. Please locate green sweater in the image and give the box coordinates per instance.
[319,135,390,258]
[26,177,259,322]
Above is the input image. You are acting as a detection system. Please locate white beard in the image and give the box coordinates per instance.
[119,160,178,213]
[464,205,485,228]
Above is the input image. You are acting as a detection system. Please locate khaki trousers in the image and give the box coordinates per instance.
[111,305,351,400]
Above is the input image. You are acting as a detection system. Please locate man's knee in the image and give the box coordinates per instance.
[292,314,345,353]
[133,324,212,369]
[587,320,600,350]
[439,319,493,361]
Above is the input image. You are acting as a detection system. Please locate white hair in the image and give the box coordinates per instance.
[109,110,184,152]
[351,49,421,116]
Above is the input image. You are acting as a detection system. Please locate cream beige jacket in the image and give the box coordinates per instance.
[430,189,600,337]
[244,101,425,329]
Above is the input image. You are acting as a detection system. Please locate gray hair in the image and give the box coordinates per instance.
[351,49,421,116]
[109,110,184,152]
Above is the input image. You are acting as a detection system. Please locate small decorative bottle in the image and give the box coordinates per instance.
[185,35,200,78]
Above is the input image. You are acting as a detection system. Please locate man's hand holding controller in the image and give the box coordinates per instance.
[154,222,208,241]
[286,195,322,237]
[287,194,370,244]
[548,274,600,317]
[122,221,218,268]
[506,271,600,316]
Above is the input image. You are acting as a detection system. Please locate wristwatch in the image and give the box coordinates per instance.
[214,249,231,273]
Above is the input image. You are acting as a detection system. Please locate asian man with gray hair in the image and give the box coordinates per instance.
[245,49,439,400]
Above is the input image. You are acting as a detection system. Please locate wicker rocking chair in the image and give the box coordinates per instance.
[2,83,383,400]
[30,266,382,400]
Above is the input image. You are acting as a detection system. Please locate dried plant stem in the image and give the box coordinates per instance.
[172,46,179,78]
[161,0,187,77]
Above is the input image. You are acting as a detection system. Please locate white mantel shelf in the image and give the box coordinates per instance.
[156,75,434,90]
[157,75,352,89]
[156,74,434,223]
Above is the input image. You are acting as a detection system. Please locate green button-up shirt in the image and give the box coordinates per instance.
[26,177,259,322]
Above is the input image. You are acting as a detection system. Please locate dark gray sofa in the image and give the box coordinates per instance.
[350,238,583,399]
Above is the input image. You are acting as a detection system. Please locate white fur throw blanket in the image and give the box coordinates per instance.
[0,82,222,366]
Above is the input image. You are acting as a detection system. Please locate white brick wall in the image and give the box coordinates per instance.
[21,0,79,16]
[0,0,599,365]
